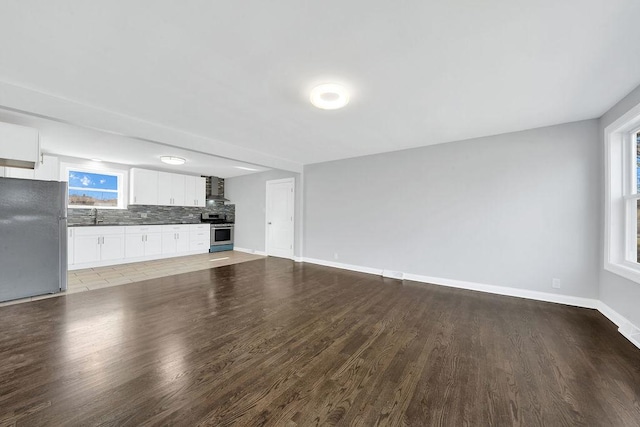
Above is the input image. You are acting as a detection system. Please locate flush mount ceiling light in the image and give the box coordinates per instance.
[90,158,102,162]
[310,83,350,110]
[235,166,259,171]
[160,156,186,165]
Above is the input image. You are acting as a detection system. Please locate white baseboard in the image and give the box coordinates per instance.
[233,247,253,254]
[596,301,628,328]
[402,273,599,309]
[236,247,303,261]
[619,324,640,349]
[597,302,640,349]
[301,257,640,351]
[303,257,383,276]
[234,247,267,256]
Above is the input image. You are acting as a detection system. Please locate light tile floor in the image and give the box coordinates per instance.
[0,250,265,307]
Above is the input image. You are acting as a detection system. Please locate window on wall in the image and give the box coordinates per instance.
[67,168,125,209]
[629,129,640,262]
[605,102,640,283]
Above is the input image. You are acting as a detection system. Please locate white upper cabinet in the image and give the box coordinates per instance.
[34,155,59,180]
[194,176,206,207]
[158,172,185,206]
[130,168,159,205]
[157,172,171,205]
[0,122,39,169]
[131,168,206,207]
[4,166,35,179]
[4,154,59,181]
[184,175,206,207]
[184,175,196,207]
[171,174,185,206]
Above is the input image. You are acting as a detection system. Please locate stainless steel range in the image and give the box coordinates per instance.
[201,213,234,253]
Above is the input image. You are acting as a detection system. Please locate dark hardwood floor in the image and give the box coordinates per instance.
[1,258,639,426]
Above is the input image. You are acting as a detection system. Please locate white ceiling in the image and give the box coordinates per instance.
[0,109,270,178]
[0,0,639,168]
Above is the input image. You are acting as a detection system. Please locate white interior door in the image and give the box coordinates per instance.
[266,178,294,259]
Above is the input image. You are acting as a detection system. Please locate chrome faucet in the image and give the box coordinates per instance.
[92,208,103,225]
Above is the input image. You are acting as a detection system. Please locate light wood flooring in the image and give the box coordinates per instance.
[0,250,264,307]
[1,257,639,426]
[67,250,264,292]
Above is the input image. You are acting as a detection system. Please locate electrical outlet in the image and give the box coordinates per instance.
[334,252,339,260]
[552,278,561,289]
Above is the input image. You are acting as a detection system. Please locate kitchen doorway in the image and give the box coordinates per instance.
[265,178,295,259]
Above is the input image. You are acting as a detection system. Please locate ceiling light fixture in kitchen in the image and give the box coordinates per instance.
[91,158,102,162]
[235,166,259,171]
[160,156,186,165]
[310,83,350,110]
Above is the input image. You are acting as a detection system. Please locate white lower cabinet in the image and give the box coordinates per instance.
[125,225,163,258]
[73,235,101,265]
[69,224,211,270]
[72,226,126,265]
[189,224,210,251]
[101,235,127,262]
[68,228,75,266]
[162,225,190,255]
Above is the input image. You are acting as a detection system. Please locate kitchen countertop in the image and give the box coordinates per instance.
[68,222,231,227]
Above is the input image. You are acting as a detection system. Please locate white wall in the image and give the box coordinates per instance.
[599,83,640,328]
[303,120,600,299]
[225,170,302,256]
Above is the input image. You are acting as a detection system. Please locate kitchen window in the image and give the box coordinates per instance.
[605,100,640,283]
[67,168,125,209]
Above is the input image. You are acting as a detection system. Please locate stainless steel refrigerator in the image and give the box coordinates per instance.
[0,177,68,302]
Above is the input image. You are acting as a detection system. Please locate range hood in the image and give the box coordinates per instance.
[0,122,40,169]
[205,176,230,202]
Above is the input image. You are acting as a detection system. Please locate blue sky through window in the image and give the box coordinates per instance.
[68,171,118,191]
[68,169,120,206]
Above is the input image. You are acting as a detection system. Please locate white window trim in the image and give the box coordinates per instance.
[65,166,126,210]
[604,100,640,283]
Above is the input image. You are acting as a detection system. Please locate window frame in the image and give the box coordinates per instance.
[623,127,640,264]
[605,101,640,283]
[66,166,126,210]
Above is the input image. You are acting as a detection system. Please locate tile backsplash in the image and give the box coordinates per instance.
[68,204,235,226]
